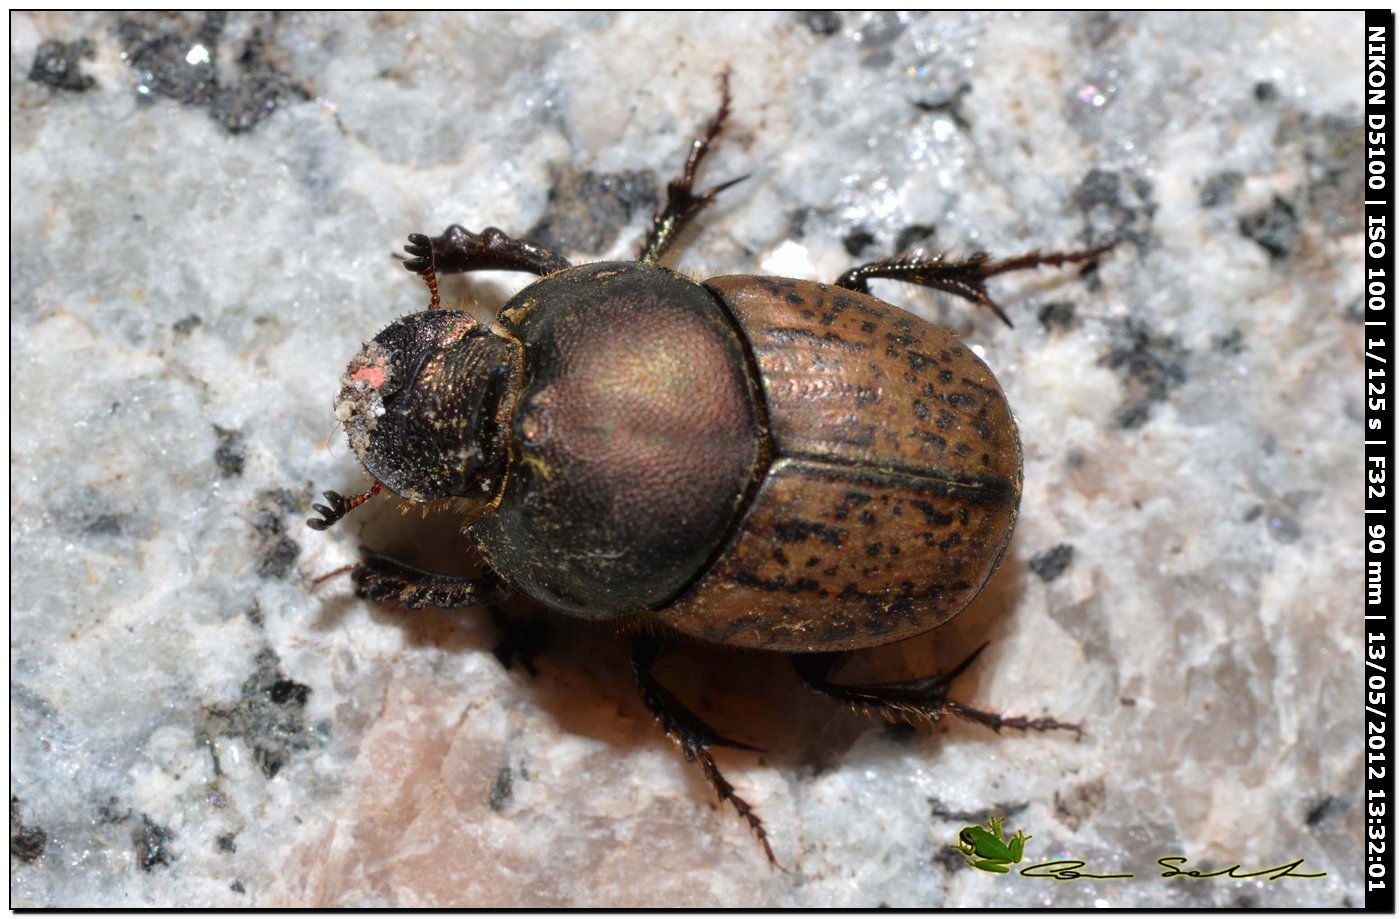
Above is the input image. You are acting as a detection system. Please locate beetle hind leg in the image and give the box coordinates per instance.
[629,634,780,867]
[835,242,1116,328]
[793,642,1082,738]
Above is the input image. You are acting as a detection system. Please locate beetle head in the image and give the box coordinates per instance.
[335,310,520,512]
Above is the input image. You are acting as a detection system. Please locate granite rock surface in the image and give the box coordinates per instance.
[11,11,1364,907]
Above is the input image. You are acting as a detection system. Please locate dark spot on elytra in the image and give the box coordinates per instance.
[954,443,972,456]
[731,572,821,594]
[834,421,877,447]
[920,431,947,452]
[886,332,917,346]
[912,400,931,421]
[866,542,884,556]
[860,321,877,333]
[819,621,859,643]
[938,534,963,551]
[786,291,805,304]
[937,369,954,384]
[773,519,845,547]
[974,419,993,441]
[910,500,955,527]
[858,510,877,526]
[821,312,836,326]
[946,391,976,409]
[764,326,869,353]
[908,351,936,372]
[773,547,790,566]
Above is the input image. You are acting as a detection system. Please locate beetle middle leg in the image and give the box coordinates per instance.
[629,634,779,866]
[349,548,513,610]
[637,70,748,265]
[835,242,1116,327]
[793,642,1082,737]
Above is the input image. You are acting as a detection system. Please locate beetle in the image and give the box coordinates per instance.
[308,73,1106,865]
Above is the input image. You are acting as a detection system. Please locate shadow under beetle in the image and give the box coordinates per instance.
[310,73,1106,866]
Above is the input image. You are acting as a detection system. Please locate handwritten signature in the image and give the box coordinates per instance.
[1015,856,1325,882]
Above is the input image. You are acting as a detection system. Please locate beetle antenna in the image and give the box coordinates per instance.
[421,261,441,310]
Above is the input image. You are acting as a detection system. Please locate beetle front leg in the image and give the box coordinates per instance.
[399,226,573,310]
[637,69,747,265]
[629,634,779,867]
[836,242,1116,327]
[306,483,384,531]
[792,642,1082,738]
[349,548,513,610]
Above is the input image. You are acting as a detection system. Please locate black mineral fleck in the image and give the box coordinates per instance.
[1198,171,1244,209]
[488,765,514,812]
[801,11,842,36]
[9,797,47,863]
[172,314,202,335]
[1238,195,1300,261]
[842,227,876,257]
[133,814,175,871]
[1076,168,1156,248]
[526,168,657,256]
[1029,544,1075,582]
[116,12,307,134]
[29,38,96,91]
[199,647,320,779]
[214,425,246,478]
[1037,300,1077,332]
[253,488,300,579]
[1098,318,1189,429]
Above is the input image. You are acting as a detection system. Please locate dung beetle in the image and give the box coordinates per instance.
[309,73,1108,865]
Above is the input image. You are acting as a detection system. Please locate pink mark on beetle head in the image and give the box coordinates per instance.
[350,357,388,390]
